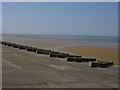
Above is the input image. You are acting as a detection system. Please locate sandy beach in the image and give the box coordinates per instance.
[2,38,65,49]
[2,2,118,88]
[2,38,118,64]
[2,37,119,88]
[61,46,118,64]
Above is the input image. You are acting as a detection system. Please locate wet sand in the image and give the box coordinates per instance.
[61,46,118,64]
[2,38,64,48]
[2,38,119,88]
[2,38,118,64]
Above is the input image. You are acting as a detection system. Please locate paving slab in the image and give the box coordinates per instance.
[2,45,118,88]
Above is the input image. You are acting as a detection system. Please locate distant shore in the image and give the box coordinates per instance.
[2,38,118,64]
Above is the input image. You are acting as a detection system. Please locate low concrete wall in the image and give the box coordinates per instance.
[1,41,114,68]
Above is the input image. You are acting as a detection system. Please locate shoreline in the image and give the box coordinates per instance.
[60,46,118,64]
[1,38,118,64]
[2,38,65,49]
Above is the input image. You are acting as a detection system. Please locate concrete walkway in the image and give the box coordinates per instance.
[2,45,118,88]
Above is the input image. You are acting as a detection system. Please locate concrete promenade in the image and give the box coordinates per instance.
[2,45,118,88]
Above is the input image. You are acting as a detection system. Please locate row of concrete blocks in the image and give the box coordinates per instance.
[1,41,114,68]
[1,41,93,60]
[67,56,96,62]
[49,53,69,58]
[1,41,69,58]
[91,61,114,68]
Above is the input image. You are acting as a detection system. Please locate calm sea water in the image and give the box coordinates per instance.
[2,34,118,49]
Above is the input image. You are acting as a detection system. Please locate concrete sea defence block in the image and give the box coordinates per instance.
[19,45,28,50]
[49,53,57,57]
[1,41,5,44]
[37,50,60,55]
[50,51,59,54]
[82,58,96,62]
[12,44,20,48]
[1,41,3,44]
[2,41,8,45]
[98,63,108,68]
[89,58,96,61]
[67,57,81,62]
[99,61,113,68]
[31,47,38,52]
[91,62,98,67]
[75,58,88,62]
[2,41,14,47]
[67,55,82,62]
[56,53,69,58]
[41,50,50,55]
[49,52,69,58]
[107,61,113,66]
[26,47,33,51]
[78,58,96,62]
[60,53,69,57]
[68,55,82,58]
[67,57,76,62]
[36,49,43,54]
[26,47,38,52]
[67,57,96,63]
[90,61,114,68]
[75,58,83,62]
[7,43,13,47]
[57,54,69,58]
[36,49,51,55]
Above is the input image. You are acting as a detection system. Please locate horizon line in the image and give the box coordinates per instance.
[1,33,118,37]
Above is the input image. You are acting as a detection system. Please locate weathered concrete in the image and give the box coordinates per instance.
[2,45,118,88]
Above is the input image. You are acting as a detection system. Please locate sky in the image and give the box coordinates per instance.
[2,2,118,36]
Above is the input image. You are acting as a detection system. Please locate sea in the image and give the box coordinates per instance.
[1,34,118,49]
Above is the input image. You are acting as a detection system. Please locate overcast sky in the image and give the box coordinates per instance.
[2,2,118,36]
